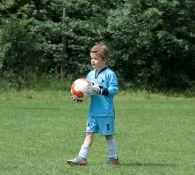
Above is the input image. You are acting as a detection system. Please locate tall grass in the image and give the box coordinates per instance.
[1,75,195,96]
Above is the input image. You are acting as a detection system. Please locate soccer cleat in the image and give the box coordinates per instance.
[107,157,120,165]
[67,156,88,166]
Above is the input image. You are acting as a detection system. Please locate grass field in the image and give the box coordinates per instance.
[0,90,194,175]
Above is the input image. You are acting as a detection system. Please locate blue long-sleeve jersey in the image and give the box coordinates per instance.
[86,67,118,117]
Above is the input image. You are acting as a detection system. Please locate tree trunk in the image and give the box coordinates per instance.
[61,8,67,81]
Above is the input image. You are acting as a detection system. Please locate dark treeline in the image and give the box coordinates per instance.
[0,0,194,90]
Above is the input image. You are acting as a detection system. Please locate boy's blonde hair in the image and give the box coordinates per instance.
[90,43,109,61]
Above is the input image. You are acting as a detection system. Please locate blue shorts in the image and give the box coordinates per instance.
[86,115,115,136]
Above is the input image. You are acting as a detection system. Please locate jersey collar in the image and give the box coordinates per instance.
[95,66,107,78]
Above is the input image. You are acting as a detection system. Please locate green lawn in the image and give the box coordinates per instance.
[0,90,194,175]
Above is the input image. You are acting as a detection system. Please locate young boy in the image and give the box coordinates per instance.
[67,43,119,166]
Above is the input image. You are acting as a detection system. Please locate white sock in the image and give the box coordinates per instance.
[107,139,118,159]
[79,144,89,159]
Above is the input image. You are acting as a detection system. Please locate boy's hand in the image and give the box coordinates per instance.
[86,82,103,95]
[91,85,103,95]
[72,95,83,102]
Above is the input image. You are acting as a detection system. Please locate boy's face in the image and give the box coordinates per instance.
[90,52,106,72]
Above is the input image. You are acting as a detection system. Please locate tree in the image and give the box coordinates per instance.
[106,0,195,90]
[0,0,194,90]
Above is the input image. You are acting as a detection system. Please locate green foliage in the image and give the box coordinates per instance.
[0,0,194,90]
[107,0,195,90]
[0,15,42,88]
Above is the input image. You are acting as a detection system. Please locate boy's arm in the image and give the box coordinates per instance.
[88,72,118,96]
[107,72,118,96]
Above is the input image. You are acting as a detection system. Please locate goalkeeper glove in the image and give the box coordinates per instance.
[72,95,83,102]
[87,82,109,96]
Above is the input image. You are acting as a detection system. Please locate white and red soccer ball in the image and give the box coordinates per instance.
[71,78,91,101]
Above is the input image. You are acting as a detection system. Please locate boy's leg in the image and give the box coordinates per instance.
[96,116,119,165]
[106,135,118,159]
[79,133,94,158]
[67,116,97,166]
[67,133,94,166]
[106,135,119,165]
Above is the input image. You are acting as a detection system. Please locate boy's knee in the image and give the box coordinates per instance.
[105,135,113,141]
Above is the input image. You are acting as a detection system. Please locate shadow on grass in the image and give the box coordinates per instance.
[121,162,179,167]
